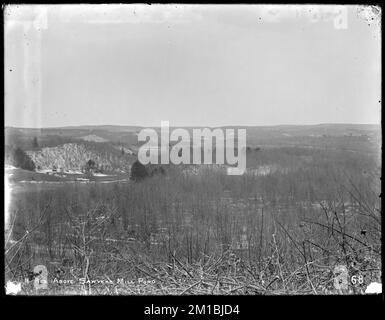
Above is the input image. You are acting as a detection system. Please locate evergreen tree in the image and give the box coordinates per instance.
[12,147,35,171]
[32,137,39,149]
[85,159,96,174]
[130,160,148,182]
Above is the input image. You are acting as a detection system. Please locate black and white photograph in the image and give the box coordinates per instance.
[4,4,382,298]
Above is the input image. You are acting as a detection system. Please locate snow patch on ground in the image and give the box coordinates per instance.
[67,170,83,174]
[37,169,83,175]
[80,134,109,142]
[4,174,12,231]
[93,173,109,177]
[37,169,51,174]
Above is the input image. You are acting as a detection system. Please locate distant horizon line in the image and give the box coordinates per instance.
[4,122,381,130]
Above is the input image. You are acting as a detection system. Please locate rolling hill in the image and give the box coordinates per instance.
[26,142,134,173]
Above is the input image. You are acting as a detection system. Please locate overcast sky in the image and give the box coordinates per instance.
[4,5,381,128]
